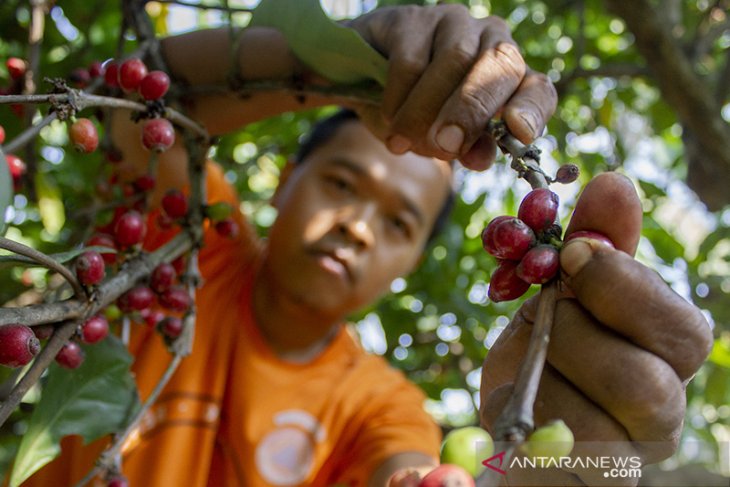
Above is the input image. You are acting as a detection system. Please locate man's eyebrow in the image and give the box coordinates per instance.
[329,157,426,226]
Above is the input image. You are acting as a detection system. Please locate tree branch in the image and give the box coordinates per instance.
[154,0,253,13]
[606,0,730,211]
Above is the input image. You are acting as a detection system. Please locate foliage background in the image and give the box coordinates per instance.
[0,0,728,482]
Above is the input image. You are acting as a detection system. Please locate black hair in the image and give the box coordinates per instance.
[295,109,455,247]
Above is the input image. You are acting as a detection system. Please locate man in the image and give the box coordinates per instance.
[27,4,712,487]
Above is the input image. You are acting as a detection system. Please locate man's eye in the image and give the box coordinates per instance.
[389,216,411,237]
[326,176,353,193]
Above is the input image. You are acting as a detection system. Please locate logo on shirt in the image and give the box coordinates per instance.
[255,410,327,485]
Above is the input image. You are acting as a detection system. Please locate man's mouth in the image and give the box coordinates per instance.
[310,249,354,283]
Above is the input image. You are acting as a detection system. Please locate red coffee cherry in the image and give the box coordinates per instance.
[107,475,129,487]
[516,244,560,284]
[0,124,6,144]
[141,118,175,152]
[488,260,531,303]
[139,70,170,100]
[75,250,106,286]
[6,154,27,189]
[159,316,183,339]
[161,189,188,219]
[133,174,156,192]
[80,315,109,344]
[114,210,146,248]
[104,61,119,87]
[517,188,559,234]
[0,324,41,368]
[69,68,91,88]
[150,262,176,294]
[32,324,55,341]
[482,217,535,261]
[159,286,191,312]
[55,341,85,369]
[69,118,99,153]
[554,164,580,184]
[118,285,155,313]
[215,218,239,239]
[140,308,165,328]
[86,233,118,265]
[118,58,148,92]
[88,61,104,78]
[6,57,26,80]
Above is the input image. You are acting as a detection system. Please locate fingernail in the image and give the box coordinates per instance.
[435,124,464,154]
[560,239,594,277]
[387,134,411,154]
[519,111,539,139]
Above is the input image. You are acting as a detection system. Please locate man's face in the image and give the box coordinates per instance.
[263,120,452,319]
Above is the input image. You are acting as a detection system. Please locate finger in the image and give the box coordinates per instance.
[564,172,643,255]
[502,69,558,144]
[548,298,685,457]
[460,132,497,170]
[387,6,483,155]
[426,33,526,159]
[560,240,713,381]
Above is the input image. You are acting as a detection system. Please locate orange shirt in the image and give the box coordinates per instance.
[25,163,441,486]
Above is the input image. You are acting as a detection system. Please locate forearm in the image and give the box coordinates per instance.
[160,26,337,135]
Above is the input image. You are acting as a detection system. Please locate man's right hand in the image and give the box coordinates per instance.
[348,4,557,170]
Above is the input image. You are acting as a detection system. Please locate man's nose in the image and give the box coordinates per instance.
[336,204,376,249]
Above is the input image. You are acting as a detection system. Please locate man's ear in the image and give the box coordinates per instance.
[272,158,296,209]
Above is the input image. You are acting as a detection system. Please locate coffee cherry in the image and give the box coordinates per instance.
[171,255,186,275]
[55,341,85,369]
[0,324,40,368]
[69,68,91,88]
[75,250,105,286]
[118,58,148,92]
[565,230,615,249]
[418,464,475,487]
[103,61,119,87]
[6,154,27,189]
[482,217,535,261]
[150,263,176,293]
[554,164,579,184]
[159,316,183,339]
[0,125,5,144]
[118,285,155,313]
[141,118,175,152]
[488,260,531,303]
[205,202,233,222]
[6,57,26,80]
[139,70,170,100]
[69,118,99,153]
[522,419,574,461]
[104,304,122,322]
[516,245,560,285]
[80,315,109,344]
[156,213,174,230]
[133,174,156,192]
[88,61,104,78]
[161,189,188,219]
[32,324,55,341]
[86,233,118,265]
[114,210,146,248]
[159,286,191,312]
[140,308,165,328]
[517,188,559,234]
[215,218,239,239]
[107,475,128,487]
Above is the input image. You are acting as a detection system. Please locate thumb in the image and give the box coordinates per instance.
[564,172,642,255]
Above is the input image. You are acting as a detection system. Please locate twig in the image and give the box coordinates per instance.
[74,354,183,487]
[0,319,81,426]
[0,236,85,298]
[3,112,57,154]
[475,121,560,487]
[154,0,254,13]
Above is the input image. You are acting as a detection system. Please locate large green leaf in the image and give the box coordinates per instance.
[0,149,12,237]
[250,0,387,85]
[9,336,139,487]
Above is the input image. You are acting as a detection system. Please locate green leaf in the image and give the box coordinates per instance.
[9,336,139,487]
[708,337,730,369]
[0,245,117,268]
[34,172,65,237]
[250,0,387,85]
[0,149,13,237]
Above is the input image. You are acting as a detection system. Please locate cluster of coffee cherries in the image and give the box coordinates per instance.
[482,187,563,302]
[1,58,30,189]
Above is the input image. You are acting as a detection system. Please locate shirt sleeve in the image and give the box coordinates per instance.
[331,377,442,485]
